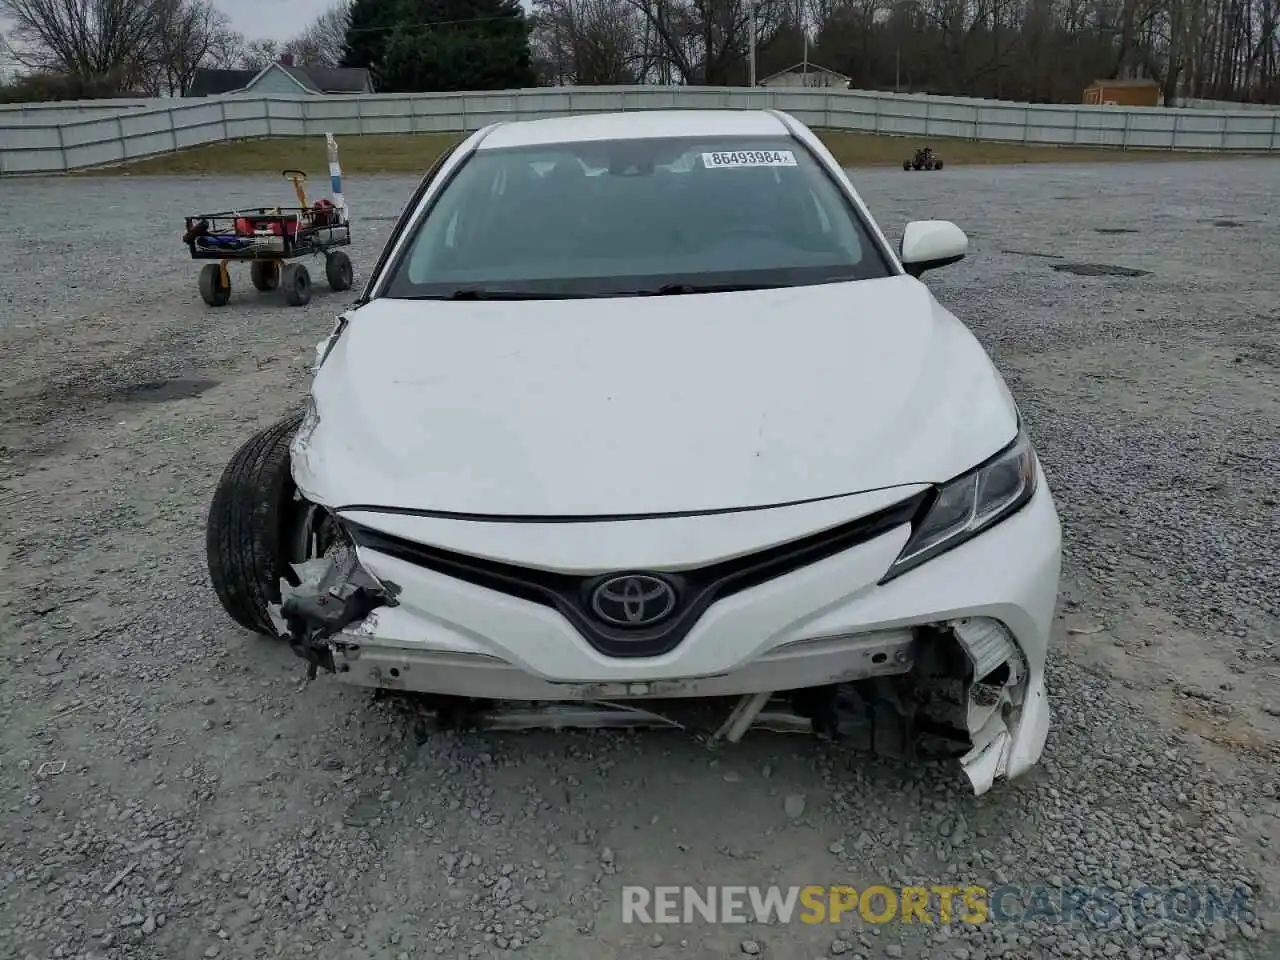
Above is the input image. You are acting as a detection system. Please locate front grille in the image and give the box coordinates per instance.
[345,491,930,658]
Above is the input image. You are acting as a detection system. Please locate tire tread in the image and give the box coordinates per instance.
[205,411,305,636]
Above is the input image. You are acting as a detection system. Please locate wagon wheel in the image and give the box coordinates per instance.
[281,263,312,307]
[198,263,230,307]
[251,260,280,291]
[325,250,354,292]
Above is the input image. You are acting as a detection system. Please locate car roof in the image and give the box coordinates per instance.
[476,110,794,150]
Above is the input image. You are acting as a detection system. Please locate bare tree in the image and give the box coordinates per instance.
[618,0,794,84]
[239,38,282,71]
[533,0,651,82]
[0,0,240,95]
[0,0,166,89]
[205,30,248,70]
[289,0,351,68]
[523,0,1279,101]
[151,0,238,94]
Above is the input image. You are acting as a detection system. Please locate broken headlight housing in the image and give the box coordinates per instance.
[882,428,1037,582]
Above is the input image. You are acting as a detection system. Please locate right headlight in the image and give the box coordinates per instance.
[880,428,1038,582]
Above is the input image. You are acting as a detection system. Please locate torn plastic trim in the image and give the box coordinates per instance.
[950,617,1028,795]
[268,544,397,678]
[314,312,351,372]
[290,397,327,507]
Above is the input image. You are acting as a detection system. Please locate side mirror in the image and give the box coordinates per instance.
[899,220,968,278]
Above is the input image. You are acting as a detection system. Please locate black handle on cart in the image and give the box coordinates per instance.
[182,219,210,245]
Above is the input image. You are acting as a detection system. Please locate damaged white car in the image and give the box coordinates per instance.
[205,109,1062,795]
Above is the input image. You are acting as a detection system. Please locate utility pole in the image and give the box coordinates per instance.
[799,0,808,81]
[749,1,757,86]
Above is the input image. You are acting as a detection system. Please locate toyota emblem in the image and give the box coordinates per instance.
[590,574,678,628]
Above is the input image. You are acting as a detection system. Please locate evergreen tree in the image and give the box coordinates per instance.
[340,0,401,77]
[378,0,534,92]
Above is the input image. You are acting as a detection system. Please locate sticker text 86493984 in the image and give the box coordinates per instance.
[700,150,799,169]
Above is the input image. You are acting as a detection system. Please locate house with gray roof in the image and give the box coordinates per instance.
[186,55,374,97]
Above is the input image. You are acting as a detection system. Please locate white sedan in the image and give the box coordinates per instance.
[205,108,1062,795]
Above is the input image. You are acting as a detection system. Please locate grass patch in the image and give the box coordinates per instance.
[96,129,1222,177]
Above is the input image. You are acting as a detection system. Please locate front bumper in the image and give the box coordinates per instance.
[278,475,1061,793]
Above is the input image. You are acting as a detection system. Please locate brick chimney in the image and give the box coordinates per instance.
[279,52,294,67]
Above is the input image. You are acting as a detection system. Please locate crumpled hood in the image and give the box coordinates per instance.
[293,276,1018,516]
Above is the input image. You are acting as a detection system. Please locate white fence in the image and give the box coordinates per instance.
[3,85,1280,175]
[0,97,164,124]
[1173,96,1280,112]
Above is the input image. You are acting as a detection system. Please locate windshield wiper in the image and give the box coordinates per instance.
[416,288,606,301]
[639,282,779,296]
[410,284,778,301]
[437,288,540,301]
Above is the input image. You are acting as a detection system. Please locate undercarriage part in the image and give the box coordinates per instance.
[394,694,833,740]
[827,618,1030,790]
[774,619,1028,781]
[383,618,1028,786]
[300,604,1025,790]
[713,691,773,743]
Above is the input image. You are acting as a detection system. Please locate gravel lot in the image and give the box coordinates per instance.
[1,158,1278,960]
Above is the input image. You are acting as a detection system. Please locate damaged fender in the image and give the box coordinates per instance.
[950,617,1033,795]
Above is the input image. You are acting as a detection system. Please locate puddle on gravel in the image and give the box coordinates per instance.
[1051,263,1151,278]
[1094,227,1140,234]
[125,378,220,403]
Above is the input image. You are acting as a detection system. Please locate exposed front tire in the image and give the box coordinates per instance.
[934,160,944,170]
[205,412,305,636]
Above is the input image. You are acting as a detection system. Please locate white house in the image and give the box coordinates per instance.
[186,55,374,97]
[758,63,851,90]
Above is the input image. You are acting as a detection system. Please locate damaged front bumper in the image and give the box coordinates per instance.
[267,482,1060,796]
[268,545,394,678]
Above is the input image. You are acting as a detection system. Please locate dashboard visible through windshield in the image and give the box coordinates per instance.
[382,135,893,300]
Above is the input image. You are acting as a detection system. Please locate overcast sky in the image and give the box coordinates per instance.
[212,0,534,43]
[214,0,329,42]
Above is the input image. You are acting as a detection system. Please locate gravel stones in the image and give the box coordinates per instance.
[0,161,1276,960]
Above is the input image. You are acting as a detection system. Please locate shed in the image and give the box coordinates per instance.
[758,63,851,89]
[1082,78,1160,107]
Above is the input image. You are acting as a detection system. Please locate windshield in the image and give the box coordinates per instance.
[381,135,892,300]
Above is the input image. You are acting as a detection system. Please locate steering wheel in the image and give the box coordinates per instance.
[282,169,308,182]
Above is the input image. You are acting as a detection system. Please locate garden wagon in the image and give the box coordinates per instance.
[181,135,355,308]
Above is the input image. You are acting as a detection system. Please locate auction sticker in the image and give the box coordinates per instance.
[701,150,798,169]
